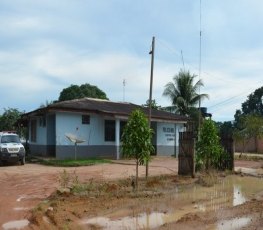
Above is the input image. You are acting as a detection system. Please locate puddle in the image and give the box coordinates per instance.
[13,207,29,211]
[2,219,29,230]
[80,175,263,229]
[235,167,263,177]
[81,212,165,229]
[216,216,252,230]
[16,194,45,202]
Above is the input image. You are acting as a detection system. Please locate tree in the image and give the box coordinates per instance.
[234,115,263,154]
[0,108,25,136]
[241,86,263,116]
[216,121,234,138]
[196,119,226,170]
[58,83,108,102]
[234,86,263,123]
[142,99,161,110]
[121,109,154,189]
[163,70,209,116]
[233,87,263,154]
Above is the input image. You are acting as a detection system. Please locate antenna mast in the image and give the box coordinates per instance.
[181,50,185,71]
[123,79,126,102]
[198,0,202,138]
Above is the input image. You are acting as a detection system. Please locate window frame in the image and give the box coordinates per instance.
[104,120,116,142]
[82,115,90,125]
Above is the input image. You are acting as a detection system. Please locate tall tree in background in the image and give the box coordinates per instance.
[234,86,263,124]
[142,99,161,110]
[58,83,108,102]
[233,86,263,154]
[163,70,209,116]
[0,108,25,136]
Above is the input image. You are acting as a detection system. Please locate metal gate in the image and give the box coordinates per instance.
[178,131,195,176]
[220,135,234,170]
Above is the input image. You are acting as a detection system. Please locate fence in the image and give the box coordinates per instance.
[178,131,195,176]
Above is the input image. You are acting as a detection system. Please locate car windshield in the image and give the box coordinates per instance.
[1,135,21,143]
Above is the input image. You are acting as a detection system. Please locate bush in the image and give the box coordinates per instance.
[196,119,227,171]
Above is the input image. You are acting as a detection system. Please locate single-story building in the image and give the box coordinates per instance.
[21,98,188,160]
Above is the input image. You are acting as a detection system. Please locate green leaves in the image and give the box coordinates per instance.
[121,109,154,165]
[163,69,209,116]
[58,83,108,102]
[196,119,225,170]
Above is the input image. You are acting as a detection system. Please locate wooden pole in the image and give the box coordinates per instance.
[146,36,155,178]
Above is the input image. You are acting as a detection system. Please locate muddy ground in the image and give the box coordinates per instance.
[1,157,263,229]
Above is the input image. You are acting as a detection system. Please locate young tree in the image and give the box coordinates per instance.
[58,83,108,102]
[121,109,154,189]
[163,69,209,116]
[196,119,225,170]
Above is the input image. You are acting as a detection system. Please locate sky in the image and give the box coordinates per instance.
[1,0,263,121]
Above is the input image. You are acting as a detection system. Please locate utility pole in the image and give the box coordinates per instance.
[146,36,155,178]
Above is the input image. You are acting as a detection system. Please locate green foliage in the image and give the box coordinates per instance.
[196,119,226,170]
[234,86,263,125]
[163,69,209,116]
[142,99,161,110]
[38,158,111,167]
[0,108,25,136]
[233,114,263,153]
[241,86,263,116]
[121,109,154,188]
[121,109,154,164]
[58,83,108,102]
[215,121,234,138]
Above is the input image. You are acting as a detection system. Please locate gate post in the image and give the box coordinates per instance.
[178,132,195,176]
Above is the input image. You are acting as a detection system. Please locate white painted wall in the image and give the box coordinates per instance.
[156,122,176,146]
[156,122,185,147]
[55,112,114,146]
[28,117,47,145]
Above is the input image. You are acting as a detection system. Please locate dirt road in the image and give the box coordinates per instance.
[0,157,261,229]
[0,157,178,228]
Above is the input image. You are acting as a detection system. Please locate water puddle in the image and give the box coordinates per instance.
[2,219,29,230]
[13,207,29,211]
[81,212,165,229]
[80,175,263,229]
[216,216,252,230]
[16,194,45,202]
[236,167,263,177]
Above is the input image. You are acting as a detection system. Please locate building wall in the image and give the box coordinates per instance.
[28,111,186,159]
[28,116,48,156]
[55,112,117,159]
[156,122,184,157]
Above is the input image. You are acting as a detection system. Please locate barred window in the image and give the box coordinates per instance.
[105,120,115,142]
[31,120,37,142]
[82,115,90,124]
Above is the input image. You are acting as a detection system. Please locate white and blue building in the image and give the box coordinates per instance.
[21,98,188,160]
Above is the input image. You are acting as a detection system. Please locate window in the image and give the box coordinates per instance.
[31,120,37,142]
[39,116,46,127]
[105,120,115,142]
[82,115,90,124]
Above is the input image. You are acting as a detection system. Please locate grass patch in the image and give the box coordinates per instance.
[38,158,111,167]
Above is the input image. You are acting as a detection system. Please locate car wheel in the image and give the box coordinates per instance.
[21,156,25,165]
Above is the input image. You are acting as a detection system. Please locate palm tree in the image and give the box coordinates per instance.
[163,70,208,116]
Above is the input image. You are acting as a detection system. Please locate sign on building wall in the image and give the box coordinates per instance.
[157,123,176,145]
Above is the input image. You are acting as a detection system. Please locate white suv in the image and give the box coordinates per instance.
[0,131,25,165]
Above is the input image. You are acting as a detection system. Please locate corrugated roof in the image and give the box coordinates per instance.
[23,97,188,123]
